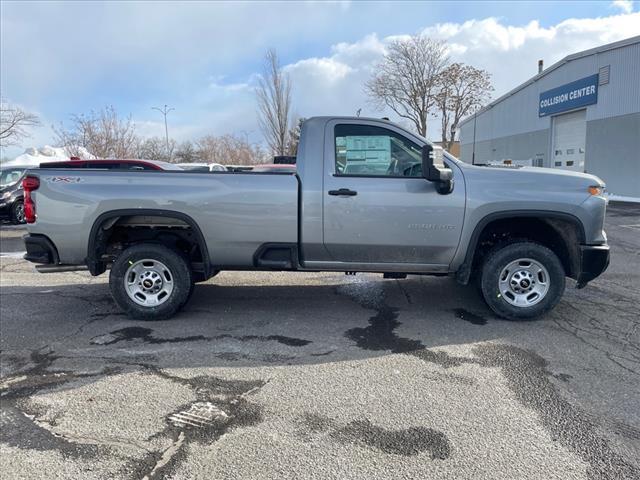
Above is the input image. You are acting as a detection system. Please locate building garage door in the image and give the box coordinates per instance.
[552,109,586,172]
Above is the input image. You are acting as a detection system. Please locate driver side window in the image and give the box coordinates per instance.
[334,124,423,177]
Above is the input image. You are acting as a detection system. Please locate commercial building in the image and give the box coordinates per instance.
[458,36,640,198]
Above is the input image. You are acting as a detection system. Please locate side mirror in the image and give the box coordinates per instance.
[422,144,454,194]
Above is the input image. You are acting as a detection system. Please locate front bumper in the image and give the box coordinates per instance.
[23,234,59,265]
[576,244,610,288]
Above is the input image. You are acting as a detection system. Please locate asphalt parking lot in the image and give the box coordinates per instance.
[1,202,639,480]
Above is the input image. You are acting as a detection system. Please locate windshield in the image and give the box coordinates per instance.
[0,168,26,188]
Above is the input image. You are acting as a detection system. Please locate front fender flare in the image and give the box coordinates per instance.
[455,210,586,284]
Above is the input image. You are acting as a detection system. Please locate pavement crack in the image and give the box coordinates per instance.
[337,279,471,367]
[472,344,640,480]
[395,279,413,305]
[0,404,103,459]
[59,315,109,342]
[142,431,185,480]
[0,347,122,401]
[336,279,639,479]
[551,313,639,376]
[29,414,155,453]
[90,327,311,348]
[122,366,266,479]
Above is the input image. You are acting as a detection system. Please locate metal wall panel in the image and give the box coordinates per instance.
[588,43,640,121]
[460,41,640,145]
[586,113,640,198]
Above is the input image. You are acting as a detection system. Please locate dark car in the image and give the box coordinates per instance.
[40,159,183,171]
[0,166,28,224]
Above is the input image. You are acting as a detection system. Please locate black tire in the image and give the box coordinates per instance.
[182,281,195,307]
[109,243,193,320]
[480,241,565,320]
[174,250,194,308]
[10,200,26,224]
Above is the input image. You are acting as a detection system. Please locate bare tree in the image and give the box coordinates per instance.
[53,105,139,158]
[221,134,265,165]
[437,63,493,150]
[365,35,449,137]
[174,140,198,163]
[285,117,305,156]
[138,136,176,161]
[0,101,40,147]
[196,133,264,165]
[256,49,292,156]
[195,135,225,164]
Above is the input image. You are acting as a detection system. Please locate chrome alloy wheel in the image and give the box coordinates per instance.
[15,202,25,223]
[124,259,174,307]
[498,258,550,307]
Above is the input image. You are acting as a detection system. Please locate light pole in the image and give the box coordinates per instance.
[152,104,174,159]
[471,112,477,165]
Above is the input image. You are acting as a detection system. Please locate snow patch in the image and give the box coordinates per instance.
[2,145,95,167]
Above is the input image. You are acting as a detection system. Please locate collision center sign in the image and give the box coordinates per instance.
[539,74,598,117]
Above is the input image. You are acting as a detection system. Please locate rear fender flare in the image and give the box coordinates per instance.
[86,209,211,277]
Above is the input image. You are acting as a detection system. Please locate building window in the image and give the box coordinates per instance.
[555,149,562,156]
[555,161,562,167]
[566,161,574,166]
[579,147,585,154]
[567,148,575,155]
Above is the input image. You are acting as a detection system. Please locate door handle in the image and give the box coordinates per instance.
[328,188,358,196]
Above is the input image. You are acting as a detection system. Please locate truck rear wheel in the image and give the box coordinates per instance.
[109,243,193,320]
[480,241,565,320]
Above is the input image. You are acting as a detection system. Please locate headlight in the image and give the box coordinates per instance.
[1,191,12,199]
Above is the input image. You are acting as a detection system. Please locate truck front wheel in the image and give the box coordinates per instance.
[480,241,565,320]
[109,243,193,320]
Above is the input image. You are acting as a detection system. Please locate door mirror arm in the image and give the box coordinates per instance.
[422,144,454,194]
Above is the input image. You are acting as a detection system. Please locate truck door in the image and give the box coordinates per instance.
[322,121,465,268]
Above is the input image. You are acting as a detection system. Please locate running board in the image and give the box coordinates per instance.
[36,264,89,273]
[383,272,407,279]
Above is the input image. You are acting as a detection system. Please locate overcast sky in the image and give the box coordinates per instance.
[1,0,639,158]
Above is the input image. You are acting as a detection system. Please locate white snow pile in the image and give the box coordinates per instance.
[3,146,95,167]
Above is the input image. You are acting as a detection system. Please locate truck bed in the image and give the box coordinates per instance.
[28,169,300,266]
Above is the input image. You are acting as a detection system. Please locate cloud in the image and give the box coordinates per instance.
[285,58,353,84]
[611,1,634,14]
[0,1,356,116]
[280,12,640,139]
[208,78,252,94]
[282,35,386,121]
[2,2,640,157]
[420,13,640,97]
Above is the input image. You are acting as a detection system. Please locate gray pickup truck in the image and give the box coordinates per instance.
[22,117,610,321]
